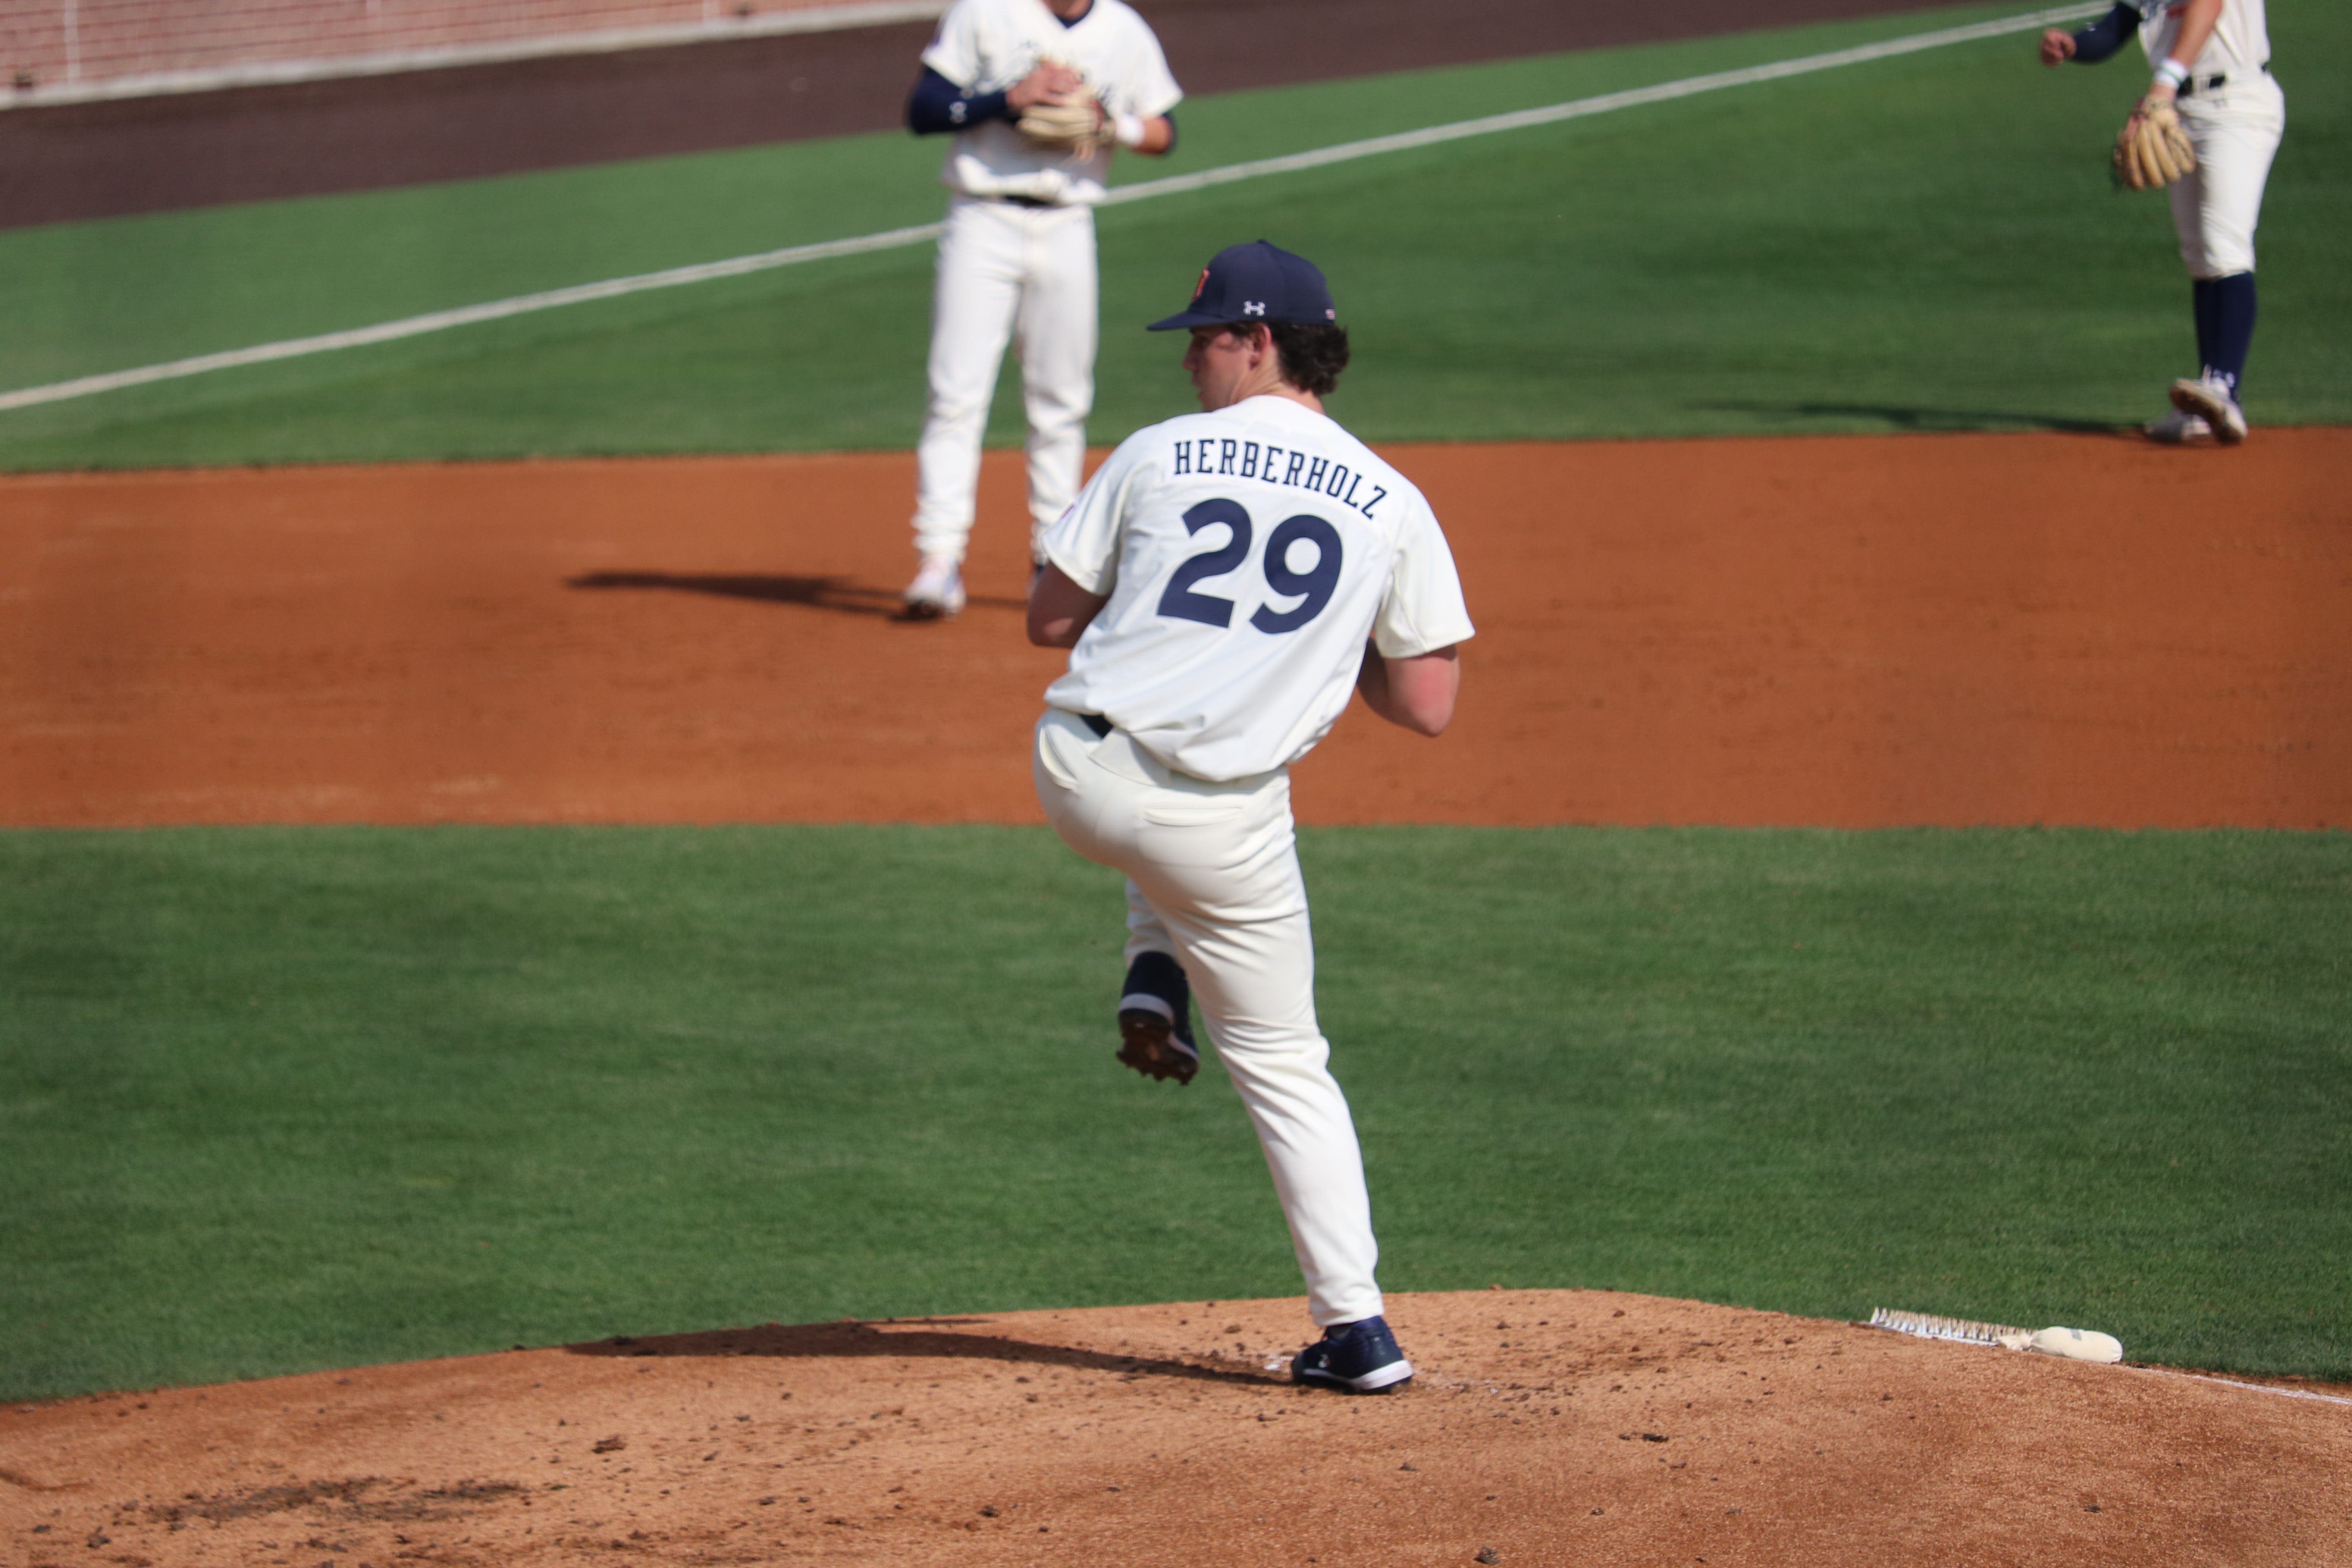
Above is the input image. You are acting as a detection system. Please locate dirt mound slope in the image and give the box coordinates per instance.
[5,1289,2347,1566]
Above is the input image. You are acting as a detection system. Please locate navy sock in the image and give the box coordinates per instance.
[2191,278,2219,371]
[2191,273,2257,398]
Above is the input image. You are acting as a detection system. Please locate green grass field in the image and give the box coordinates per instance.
[4,826,2346,1402]
[0,0,2344,469]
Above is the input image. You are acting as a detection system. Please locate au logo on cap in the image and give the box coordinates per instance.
[1149,240,1337,333]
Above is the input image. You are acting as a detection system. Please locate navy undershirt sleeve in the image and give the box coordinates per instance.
[906,65,1010,135]
[2069,3,2139,65]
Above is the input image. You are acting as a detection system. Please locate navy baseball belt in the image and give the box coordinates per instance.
[1080,712,1114,739]
[2180,61,2267,96]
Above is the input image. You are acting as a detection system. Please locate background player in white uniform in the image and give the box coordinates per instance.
[900,0,1182,617]
[1027,242,1475,1392]
[2042,0,2284,443]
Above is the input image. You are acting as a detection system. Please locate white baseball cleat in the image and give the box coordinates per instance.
[902,554,967,619]
[2143,407,2214,444]
[2168,375,2249,445]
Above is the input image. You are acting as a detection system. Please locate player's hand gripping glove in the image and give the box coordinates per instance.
[1017,89,1109,158]
[2111,96,2195,191]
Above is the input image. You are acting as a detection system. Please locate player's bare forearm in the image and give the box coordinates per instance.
[1356,642,1459,737]
[1027,563,1109,648]
[2159,0,2225,83]
[1131,115,1175,156]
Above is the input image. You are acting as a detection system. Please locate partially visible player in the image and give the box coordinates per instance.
[1027,242,1474,1392]
[2042,0,2284,444]
[898,0,1181,617]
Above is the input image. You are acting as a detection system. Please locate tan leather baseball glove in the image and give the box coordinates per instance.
[1017,91,1107,158]
[2112,96,2195,191]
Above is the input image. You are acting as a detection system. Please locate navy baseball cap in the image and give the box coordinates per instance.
[1147,240,1337,331]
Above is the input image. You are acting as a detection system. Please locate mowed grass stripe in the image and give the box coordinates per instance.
[0,4,2098,416]
[3,824,2345,1401]
[0,2,2087,389]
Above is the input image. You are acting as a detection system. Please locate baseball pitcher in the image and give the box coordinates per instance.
[2043,0,2284,443]
[899,0,1182,617]
[1027,242,1475,1392]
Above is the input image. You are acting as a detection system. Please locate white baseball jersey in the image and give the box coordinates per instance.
[1042,394,1475,782]
[2135,0,2268,76]
[922,0,1182,206]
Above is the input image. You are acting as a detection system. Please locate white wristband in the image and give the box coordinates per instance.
[1113,111,1147,149]
[2153,58,2189,91]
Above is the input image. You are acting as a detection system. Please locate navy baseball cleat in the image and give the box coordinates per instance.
[1292,1315,1414,1394]
[1116,950,1198,1085]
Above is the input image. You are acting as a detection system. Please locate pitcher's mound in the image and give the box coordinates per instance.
[6,1289,2347,1564]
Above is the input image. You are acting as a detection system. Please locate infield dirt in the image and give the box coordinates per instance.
[5,428,2347,829]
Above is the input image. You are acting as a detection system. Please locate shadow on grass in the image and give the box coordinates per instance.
[566,1318,1281,1387]
[1695,401,2138,437]
[566,570,1025,619]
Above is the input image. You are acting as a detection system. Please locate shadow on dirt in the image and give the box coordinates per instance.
[566,570,1025,620]
[566,1318,1280,1387]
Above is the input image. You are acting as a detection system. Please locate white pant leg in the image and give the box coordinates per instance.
[1013,206,1098,560]
[1125,878,1178,967]
[2170,77,2285,279]
[912,197,1026,564]
[1033,711,1384,1327]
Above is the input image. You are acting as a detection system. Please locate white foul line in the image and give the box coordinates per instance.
[1098,4,2100,208]
[0,223,947,415]
[0,4,2100,418]
[2144,1369,2352,1409]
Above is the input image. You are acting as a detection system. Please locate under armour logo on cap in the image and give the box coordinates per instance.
[1147,240,1338,332]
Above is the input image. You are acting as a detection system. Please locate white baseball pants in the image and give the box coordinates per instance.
[1031,709,1385,1328]
[2169,74,2285,279]
[911,195,1098,566]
